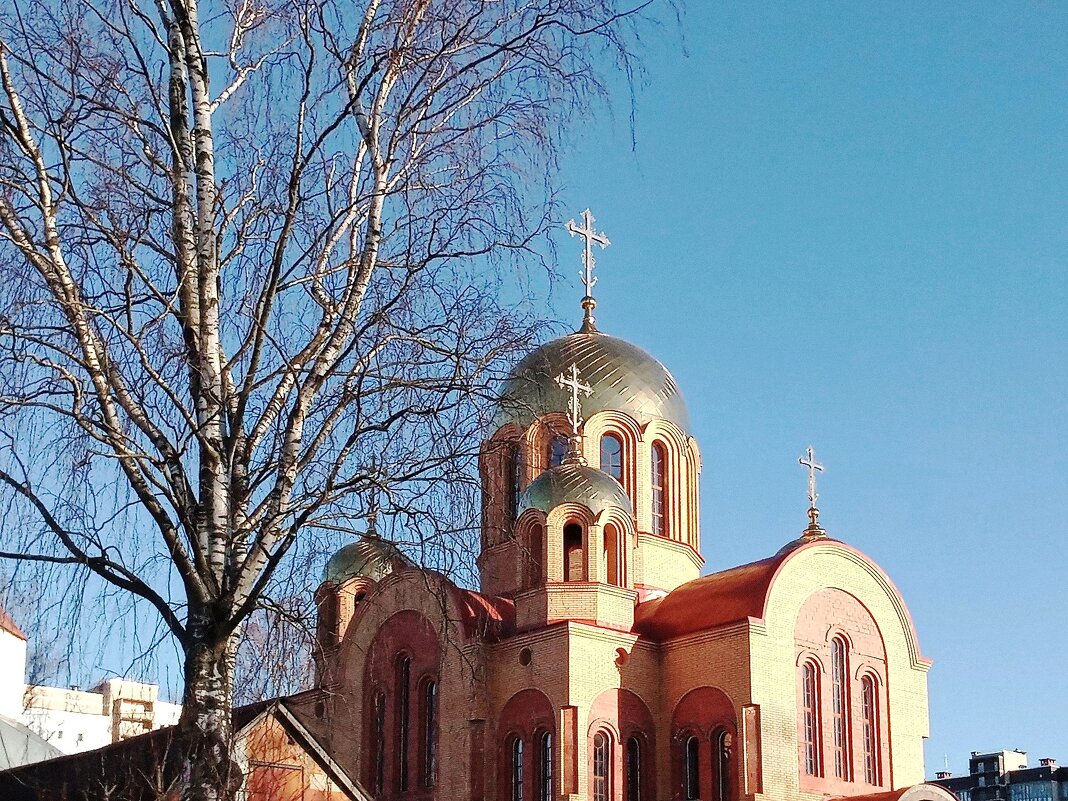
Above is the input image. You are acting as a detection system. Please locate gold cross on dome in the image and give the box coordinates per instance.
[554,363,592,435]
[566,209,610,330]
[798,446,825,533]
[798,446,824,507]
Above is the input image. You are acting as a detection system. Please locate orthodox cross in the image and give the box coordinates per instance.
[566,209,610,331]
[798,446,826,534]
[555,363,592,435]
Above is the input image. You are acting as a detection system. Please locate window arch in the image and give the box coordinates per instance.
[830,636,852,781]
[535,729,553,801]
[684,735,700,800]
[511,736,525,801]
[801,660,823,777]
[396,655,412,791]
[548,435,568,468]
[420,678,437,788]
[861,674,881,785]
[625,735,643,801]
[563,522,584,582]
[600,434,623,481]
[592,731,611,801]
[651,442,668,536]
[713,729,733,801]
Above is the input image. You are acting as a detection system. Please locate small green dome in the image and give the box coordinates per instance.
[518,463,632,518]
[323,535,410,584]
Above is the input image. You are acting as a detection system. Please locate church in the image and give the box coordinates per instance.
[307,211,952,801]
[0,212,958,801]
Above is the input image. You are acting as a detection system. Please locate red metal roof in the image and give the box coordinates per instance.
[0,607,26,641]
[633,538,847,641]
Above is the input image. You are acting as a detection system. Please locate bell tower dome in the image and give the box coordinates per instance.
[478,210,703,610]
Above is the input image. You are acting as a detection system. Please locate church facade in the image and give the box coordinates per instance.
[310,218,949,801]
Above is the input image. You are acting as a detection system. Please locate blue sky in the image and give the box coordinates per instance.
[552,1,1068,777]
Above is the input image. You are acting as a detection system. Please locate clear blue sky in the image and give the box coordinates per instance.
[553,1,1068,778]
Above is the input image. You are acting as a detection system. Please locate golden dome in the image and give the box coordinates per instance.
[494,330,689,432]
[518,463,632,518]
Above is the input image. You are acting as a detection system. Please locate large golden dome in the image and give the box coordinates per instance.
[494,330,690,432]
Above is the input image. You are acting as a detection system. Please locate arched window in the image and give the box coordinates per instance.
[563,522,584,582]
[714,729,732,801]
[548,435,568,468]
[421,679,437,787]
[511,737,524,801]
[371,691,386,795]
[831,637,852,781]
[526,523,544,587]
[801,661,822,776]
[861,675,881,785]
[396,655,411,791]
[625,736,642,801]
[508,441,522,520]
[593,732,611,801]
[604,523,622,587]
[536,730,553,801]
[600,434,623,482]
[651,442,668,536]
[684,735,700,800]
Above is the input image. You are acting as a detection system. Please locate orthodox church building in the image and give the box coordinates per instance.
[308,212,953,801]
[0,212,956,801]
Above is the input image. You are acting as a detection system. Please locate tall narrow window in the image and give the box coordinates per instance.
[802,661,822,776]
[714,729,731,801]
[548,435,568,468]
[600,434,623,482]
[508,441,522,520]
[625,736,642,801]
[563,523,584,582]
[397,656,411,791]
[604,524,622,587]
[372,691,386,795]
[684,736,700,800]
[536,730,553,801]
[511,737,524,801]
[861,676,881,785]
[526,524,544,587]
[651,443,668,536]
[593,732,611,801]
[421,680,437,787]
[831,637,852,781]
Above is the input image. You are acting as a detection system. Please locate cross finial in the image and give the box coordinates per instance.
[366,456,380,536]
[566,208,610,332]
[798,446,826,536]
[554,363,592,464]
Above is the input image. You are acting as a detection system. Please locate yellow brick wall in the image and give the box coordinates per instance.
[751,542,931,801]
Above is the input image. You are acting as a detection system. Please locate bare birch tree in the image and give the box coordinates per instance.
[0,0,661,798]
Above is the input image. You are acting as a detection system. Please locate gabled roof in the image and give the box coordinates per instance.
[0,695,370,801]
